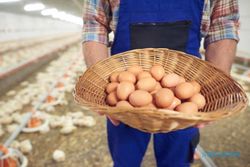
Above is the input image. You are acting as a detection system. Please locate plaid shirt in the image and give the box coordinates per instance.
[82,0,240,48]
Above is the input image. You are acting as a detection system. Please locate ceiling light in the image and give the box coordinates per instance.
[52,12,82,26]
[0,0,21,3]
[52,11,67,19]
[41,8,58,16]
[40,9,83,26]
[24,3,45,11]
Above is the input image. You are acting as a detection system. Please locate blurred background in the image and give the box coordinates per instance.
[0,0,249,167]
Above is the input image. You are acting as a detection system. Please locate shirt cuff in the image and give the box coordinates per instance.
[81,32,108,45]
[204,22,239,48]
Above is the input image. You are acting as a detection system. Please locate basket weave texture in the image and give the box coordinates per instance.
[74,48,248,133]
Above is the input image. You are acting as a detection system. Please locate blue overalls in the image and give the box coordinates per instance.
[108,0,204,166]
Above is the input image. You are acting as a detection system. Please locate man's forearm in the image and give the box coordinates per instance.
[83,41,109,67]
[205,39,237,75]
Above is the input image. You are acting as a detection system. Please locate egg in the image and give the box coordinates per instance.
[154,88,174,108]
[118,71,136,83]
[167,97,181,110]
[106,92,119,106]
[168,86,176,92]
[116,82,135,100]
[150,65,165,81]
[161,73,180,88]
[136,77,157,92]
[188,93,206,109]
[116,101,133,108]
[129,90,153,107]
[175,102,198,113]
[155,82,162,90]
[150,90,157,95]
[179,77,186,84]
[127,66,143,75]
[146,103,157,109]
[175,82,195,99]
[150,82,162,94]
[106,82,119,94]
[190,81,201,94]
[110,72,120,82]
[137,71,152,80]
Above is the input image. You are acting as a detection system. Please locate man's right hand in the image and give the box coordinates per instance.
[97,111,120,126]
[107,116,120,126]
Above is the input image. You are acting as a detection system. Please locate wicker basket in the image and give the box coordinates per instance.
[74,48,248,133]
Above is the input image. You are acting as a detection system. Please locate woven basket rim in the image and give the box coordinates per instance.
[86,48,242,88]
[73,90,247,121]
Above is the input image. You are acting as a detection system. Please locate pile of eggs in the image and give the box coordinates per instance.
[106,65,206,113]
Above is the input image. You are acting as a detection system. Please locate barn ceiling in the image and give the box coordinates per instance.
[0,0,84,17]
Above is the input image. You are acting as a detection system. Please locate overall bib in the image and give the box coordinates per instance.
[108,0,204,166]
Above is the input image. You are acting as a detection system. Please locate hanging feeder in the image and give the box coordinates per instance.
[22,112,49,133]
[0,146,28,167]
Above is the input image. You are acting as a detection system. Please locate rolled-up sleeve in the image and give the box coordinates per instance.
[82,0,111,45]
[204,0,240,48]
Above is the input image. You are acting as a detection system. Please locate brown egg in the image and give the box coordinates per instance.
[190,81,201,94]
[136,77,157,92]
[127,66,143,76]
[175,82,195,99]
[106,92,118,106]
[179,77,186,84]
[150,90,157,95]
[129,90,153,107]
[146,103,157,109]
[118,71,136,83]
[155,88,174,108]
[169,86,176,92]
[167,97,181,110]
[188,93,206,109]
[150,65,165,81]
[155,82,162,90]
[116,101,134,108]
[150,82,162,94]
[106,82,119,94]
[161,73,180,88]
[137,71,152,80]
[110,72,120,82]
[175,102,198,113]
[116,82,135,100]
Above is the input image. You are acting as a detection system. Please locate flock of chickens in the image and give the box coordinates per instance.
[0,45,95,166]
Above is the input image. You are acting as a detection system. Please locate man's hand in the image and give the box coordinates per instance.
[107,116,120,126]
[195,122,213,128]
[97,111,120,126]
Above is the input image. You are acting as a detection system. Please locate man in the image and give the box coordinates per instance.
[82,0,239,166]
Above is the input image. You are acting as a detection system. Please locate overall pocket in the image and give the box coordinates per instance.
[130,21,191,51]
